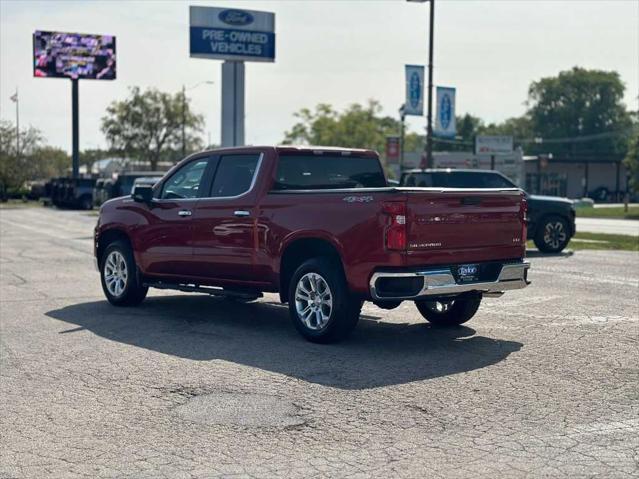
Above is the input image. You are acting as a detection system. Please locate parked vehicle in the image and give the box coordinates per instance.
[51,177,96,209]
[93,179,108,207]
[27,181,47,201]
[129,176,163,195]
[110,171,165,199]
[95,147,530,343]
[400,169,576,253]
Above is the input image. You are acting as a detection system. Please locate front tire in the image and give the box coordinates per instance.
[415,292,482,326]
[288,258,362,343]
[100,240,148,306]
[80,196,93,210]
[534,215,570,253]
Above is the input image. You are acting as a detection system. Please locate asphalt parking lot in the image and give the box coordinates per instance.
[1,207,638,478]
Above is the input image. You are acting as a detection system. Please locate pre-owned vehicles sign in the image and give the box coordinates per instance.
[189,6,275,62]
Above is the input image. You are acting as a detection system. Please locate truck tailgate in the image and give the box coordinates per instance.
[404,188,525,255]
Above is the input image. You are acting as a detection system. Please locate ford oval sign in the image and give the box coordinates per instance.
[404,65,424,116]
[435,86,456,137]
[440,93,452,130]
[218,9,254,26]
[409,72,421,109]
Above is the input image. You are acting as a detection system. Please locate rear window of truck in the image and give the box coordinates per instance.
[272,155,387,190]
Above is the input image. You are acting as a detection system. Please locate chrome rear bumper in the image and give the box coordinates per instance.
[369,261,530,301]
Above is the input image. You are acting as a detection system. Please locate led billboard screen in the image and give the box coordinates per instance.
[33,31,116,80]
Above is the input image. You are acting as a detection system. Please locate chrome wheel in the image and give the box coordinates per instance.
[295,272,333,330]
[104,250,128,298]
[543,221,567,250]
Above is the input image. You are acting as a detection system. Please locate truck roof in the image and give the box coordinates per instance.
[195,145,379,158]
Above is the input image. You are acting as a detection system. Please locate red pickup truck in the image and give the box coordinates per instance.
[95,146,530,342]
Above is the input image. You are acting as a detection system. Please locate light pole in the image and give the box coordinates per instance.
[181,81,214,158]
[9,88,19,157]
[399,104,406,172]
[407,0,435,168]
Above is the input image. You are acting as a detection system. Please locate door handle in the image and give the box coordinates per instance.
[234,210,250,217]
[178,210,192,217]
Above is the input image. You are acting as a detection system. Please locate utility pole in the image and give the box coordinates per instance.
[11,88,20,156]
[399,104,406,173]
[181,85,186,158]
[425,0,435,168]
[71,79,79,178]
[406,0,435,166]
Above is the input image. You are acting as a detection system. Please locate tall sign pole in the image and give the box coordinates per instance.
[71,79,79,178]
[407,0,435,167]
[181,84,186,157]
[189,6,275,148]
[10,89,19,156]
[221,60,245,147]
[399,104,406,172]
[426,0,435,168]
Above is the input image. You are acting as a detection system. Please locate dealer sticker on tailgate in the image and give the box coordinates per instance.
[457,264,479,282]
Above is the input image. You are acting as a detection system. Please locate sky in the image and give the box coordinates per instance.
[1,0,638,154]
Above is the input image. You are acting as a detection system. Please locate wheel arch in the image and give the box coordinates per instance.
[278,236,345,303]
[535,212,573,237]
[96,228,133,268]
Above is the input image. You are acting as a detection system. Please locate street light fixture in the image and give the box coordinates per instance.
[182,81,214,158]
[407,0,434,168]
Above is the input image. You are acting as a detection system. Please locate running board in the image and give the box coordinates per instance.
[143,281,263,300]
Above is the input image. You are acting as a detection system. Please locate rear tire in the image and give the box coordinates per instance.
[80,196,93,210]
[415,292,482,326]
[534,215,570,253]
[100,240,148,307]
[288,258,362,343]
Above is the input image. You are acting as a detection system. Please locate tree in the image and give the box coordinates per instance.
[1,120,44,195]
[0,121,72,198]
[431,113,484,152]
[101,87,204,170]
[283,100,405,155]
[482,116,533,143]
[29,146,71,179]
[526,67,633,157]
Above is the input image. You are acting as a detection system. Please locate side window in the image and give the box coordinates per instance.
[402,173,434,187]
[482,173,515,188]
[161,159,209,199]
[209,154,260,198]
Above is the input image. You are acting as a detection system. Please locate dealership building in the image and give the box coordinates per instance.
[523,155,630,201]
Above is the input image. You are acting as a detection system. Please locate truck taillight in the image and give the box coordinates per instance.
[383,201,407,251]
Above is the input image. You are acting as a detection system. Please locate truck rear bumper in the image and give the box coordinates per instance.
[369,260,530,301]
